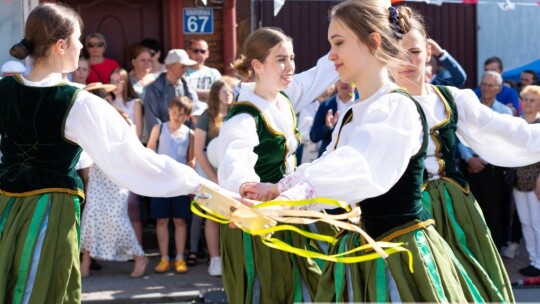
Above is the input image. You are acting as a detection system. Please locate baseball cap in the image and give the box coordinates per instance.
[164,49,197,66]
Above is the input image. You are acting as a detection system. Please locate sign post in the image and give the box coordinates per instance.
[183,8,214,35]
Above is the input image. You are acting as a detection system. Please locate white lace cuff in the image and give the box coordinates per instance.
[279,182,317,202]
[277,174,302,193]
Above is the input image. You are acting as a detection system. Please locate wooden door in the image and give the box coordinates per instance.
[63,0,166,69]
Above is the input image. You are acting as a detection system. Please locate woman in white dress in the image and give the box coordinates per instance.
[79,89,147,277]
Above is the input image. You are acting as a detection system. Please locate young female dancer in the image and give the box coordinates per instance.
[217,27,338,303]
[0,3,221,303]
[389,6,540,301]
[242,0,489,302]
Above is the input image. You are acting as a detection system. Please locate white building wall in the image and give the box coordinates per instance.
[477,3,540,83]
[0,0,39,72]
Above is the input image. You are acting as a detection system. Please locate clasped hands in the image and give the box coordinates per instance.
[225,182,282,229]
[239,182,281,205]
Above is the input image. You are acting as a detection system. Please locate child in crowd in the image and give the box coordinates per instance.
[191,76,237,276]
[72,56,89,85]
[147,96,195,274]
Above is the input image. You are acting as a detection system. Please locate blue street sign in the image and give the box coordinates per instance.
[183,8,213,35]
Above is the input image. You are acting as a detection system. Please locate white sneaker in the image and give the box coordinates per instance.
[500,242,520,259]
[208,256,222,276]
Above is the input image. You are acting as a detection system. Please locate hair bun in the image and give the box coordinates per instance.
[388,7,404,40]
[9,39,33,60]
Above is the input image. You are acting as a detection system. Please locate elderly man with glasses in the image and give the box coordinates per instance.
[185,39,221,102]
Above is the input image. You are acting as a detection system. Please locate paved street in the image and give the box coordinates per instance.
[82,252,224,303]
[82,242,540,303]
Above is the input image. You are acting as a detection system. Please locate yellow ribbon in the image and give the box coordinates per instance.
[191,196,414,272]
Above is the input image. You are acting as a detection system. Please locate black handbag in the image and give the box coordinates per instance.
[503,167,516,187]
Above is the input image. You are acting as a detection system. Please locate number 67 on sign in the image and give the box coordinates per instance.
[183,8,214,34]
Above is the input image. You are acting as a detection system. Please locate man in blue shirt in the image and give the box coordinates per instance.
[426,39,467,88]
[474,56,519,115]
[310,80,356,157]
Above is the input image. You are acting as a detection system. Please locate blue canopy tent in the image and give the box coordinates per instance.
[502,59,540,83]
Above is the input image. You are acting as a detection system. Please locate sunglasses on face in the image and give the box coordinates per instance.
[191,48,207,54]
[149,50,157,57]
[87,42,104,48]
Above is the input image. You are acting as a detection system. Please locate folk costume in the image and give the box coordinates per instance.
[418,84,540,302]
[217,55,338,304]
[218,85,321,304]
[277,83,485,302]
[0,74,211,303]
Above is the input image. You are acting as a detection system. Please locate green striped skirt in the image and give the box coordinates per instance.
[316,220,487,302]
[220,224,323,304]
[422,179,514,302]
[0,193,81,304]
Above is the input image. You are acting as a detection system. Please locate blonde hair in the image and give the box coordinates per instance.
[521,85,540,99]
[232,27,292,79]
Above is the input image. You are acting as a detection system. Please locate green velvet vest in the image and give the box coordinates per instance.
[356,89,432,239]
[426,85,468,189]
[226,99,300,183]
[0,75,83,197]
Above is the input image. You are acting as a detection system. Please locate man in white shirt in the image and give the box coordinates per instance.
[185,39,221,102]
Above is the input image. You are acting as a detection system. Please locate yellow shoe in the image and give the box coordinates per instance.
[174,258,188,274]
[154,257,170,273]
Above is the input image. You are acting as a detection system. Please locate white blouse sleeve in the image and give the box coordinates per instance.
[279,96,424,208]
[454,88,540,167]
[285,54,338,113]
[64,90,210,197]
[217,113,260,193]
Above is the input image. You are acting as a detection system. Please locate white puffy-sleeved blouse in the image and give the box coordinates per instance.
[20,74,210,197]
[218,55,338,193]
[277,82,425,208]
[418,86,540,176]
